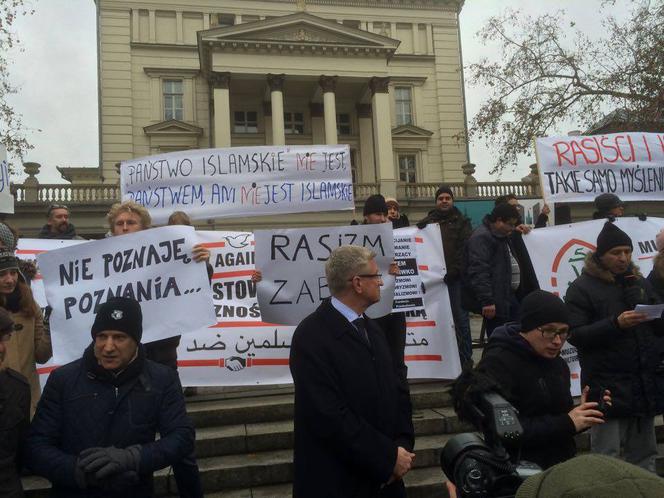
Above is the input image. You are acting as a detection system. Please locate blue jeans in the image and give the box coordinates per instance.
[447,279,473,366]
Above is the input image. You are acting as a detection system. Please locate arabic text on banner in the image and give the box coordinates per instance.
[37,226,216,364]
[253,223,395,325]
[121,145,353,224]
[522,217,664,395]
[535,132,664,203]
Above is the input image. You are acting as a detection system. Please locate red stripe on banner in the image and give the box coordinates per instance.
[16,249,48,255]
[405,355,442,362]
[199,242,226,248]
[212,321,281,328]
[37,366,59,374]
[178,359,226,368]
[250,358,290,366]
[551,277,557,287]
[414,237,424,243]
[571,373,579,379]
[212,270,255,279]
[638,255,654,260]
[407,321,436,328]
[418,265,429,271]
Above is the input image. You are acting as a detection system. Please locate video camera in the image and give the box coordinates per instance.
[440,392,541,498]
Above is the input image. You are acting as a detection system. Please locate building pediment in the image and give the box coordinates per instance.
[392,124,434,138]
[199,12,399,61]
[143,120,204,136]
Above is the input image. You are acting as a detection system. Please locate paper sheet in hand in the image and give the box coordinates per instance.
[634,304,664,320]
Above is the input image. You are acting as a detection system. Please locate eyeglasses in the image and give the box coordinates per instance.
[537,326,570,341]
[349,273,383,281]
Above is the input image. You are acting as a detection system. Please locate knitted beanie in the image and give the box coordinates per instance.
[363,194,388,216]
[596,222,633,256]
[594,193,624,213]
[516,454,664,498]
[91,297,143,343]
[520,290,570,332]
[0,251,19,272]
[435,185,454,201]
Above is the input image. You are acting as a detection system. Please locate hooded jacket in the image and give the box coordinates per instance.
[565,253,664,417]
[37,224,81,240]
[475,323,576,469]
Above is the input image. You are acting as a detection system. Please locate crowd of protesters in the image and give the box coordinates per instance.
[1,190,664,497]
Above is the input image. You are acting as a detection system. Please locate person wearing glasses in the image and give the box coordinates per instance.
[38,204,82,240]
[290,245,415,498]
[565,222,664,471]
[472,290,610,469]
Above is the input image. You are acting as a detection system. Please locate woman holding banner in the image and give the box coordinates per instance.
[0,250,51,416]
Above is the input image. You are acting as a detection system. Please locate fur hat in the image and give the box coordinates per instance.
[385,197,399,209]
[91,297,143,343]
[596,222,632,256]
[363,194,388,216]
[516,454,664,498]
[520,290,570,332]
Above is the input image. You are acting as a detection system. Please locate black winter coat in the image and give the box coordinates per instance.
[417,207,472,282]
[25,345,195,498]
[462,217,512,315]
[0,369,30,498]
[565,253,664,417]
[476,323,576,470]
[290,299,414,498]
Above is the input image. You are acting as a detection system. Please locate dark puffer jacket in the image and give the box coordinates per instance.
[0,368,30,498]
[565,253,664,417]
[25,345,195,498]
[475,323,576,469]
[461,216,512,315]
[417,207,472,282]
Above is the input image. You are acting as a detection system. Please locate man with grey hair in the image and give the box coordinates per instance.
[290,245,415,498]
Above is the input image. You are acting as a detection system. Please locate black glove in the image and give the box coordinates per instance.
[638,213,648,221]
[79,445,141,480]
[416,220,428,229]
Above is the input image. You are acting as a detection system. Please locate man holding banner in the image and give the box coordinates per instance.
[290,246,414,498]
[565,222,664,471]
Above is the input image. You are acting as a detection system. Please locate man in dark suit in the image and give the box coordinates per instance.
[290,245,415,498]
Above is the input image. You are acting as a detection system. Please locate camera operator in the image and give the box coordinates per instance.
[471,290,609,469]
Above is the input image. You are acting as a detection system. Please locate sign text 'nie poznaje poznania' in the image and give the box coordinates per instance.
[536,132,664,203]
[120,145,354,224]
[37,226,216,363]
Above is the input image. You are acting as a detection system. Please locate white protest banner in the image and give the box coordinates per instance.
[176,231,295,387]
[17,239,88,308]
[178,224,461,385]
[0,146,13,214]
[121,145,353,224]
[523,217,664,395]
[400,224,461,379]
[37,226,216,364]
[536,132,664,203]
[254,223,395,325]
[393,231,425,312]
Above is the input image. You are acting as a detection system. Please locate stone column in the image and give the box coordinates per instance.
[22,162,41,203]
[357,103,374,184]
[310,103,325,145]
[319,75,338,145]
[263,102,273,145]
[210,72,232,147]
[369,77,396,198]
[267,74,286,146]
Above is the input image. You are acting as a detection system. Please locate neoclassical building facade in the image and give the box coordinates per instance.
[88,0,468,201]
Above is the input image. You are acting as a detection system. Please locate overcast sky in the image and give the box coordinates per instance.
[6,0,628,184]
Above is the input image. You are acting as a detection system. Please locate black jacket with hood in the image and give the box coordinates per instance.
[474,323,576,469]
[565,253,664,417]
